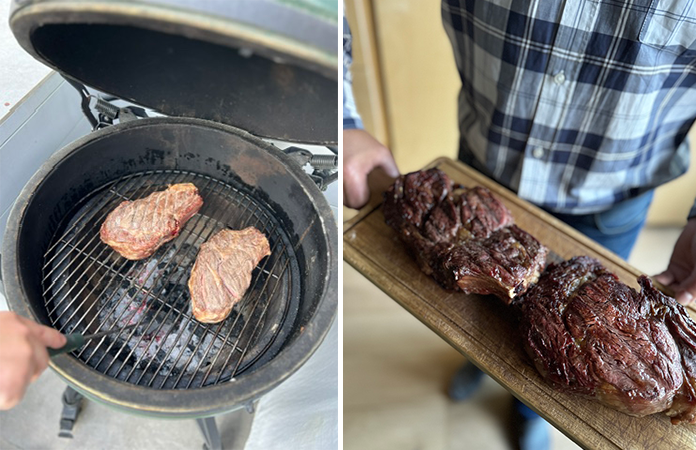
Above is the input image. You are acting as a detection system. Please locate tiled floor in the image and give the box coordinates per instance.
[344,226,683,450]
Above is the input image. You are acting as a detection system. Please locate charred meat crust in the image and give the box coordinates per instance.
[383,168,547,303]
[517,256,696,423]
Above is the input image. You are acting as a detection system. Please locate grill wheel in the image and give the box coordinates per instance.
[43,170,300,389]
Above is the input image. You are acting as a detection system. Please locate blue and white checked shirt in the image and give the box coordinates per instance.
[343,15,363,130]
[344,1,696,216]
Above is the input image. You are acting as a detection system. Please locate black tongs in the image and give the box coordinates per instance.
[48,324,136,357]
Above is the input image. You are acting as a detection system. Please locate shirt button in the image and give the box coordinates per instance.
[532,147,545,159]
[553,71,566,85]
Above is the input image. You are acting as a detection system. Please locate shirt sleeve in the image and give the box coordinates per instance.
[343,15,364,130]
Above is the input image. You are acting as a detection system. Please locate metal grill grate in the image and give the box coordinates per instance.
[41,170,300,389]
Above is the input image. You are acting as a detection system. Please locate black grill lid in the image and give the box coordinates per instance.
[9,0,338,144]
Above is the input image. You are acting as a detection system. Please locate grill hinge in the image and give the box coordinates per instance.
[64,76,148,130]
[283,147,338,191]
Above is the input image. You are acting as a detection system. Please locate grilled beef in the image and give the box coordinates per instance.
[188,227,271,323]
[383,169,547,302]
[100,183,203,260]
[517,256,696,424]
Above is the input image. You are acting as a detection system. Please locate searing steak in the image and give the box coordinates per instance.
[189,227,271,323]
[383,169,547,302]
[100,183,203,260]
[517,256,696,424]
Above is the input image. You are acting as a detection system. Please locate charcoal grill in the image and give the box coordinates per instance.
[2,0,337,447]
[3,117,337,419]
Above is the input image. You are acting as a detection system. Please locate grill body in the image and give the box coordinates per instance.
[1,117,337,418]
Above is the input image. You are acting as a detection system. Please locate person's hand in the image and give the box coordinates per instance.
[0,312,66,409]
[655,218,696,305]
[343,129,400,209]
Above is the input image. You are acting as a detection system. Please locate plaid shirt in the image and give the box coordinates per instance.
[344,2,696,216]
[343,15,363,130]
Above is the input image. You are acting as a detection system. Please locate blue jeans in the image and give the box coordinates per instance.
[548,191,655,260]
[515,189,655,420]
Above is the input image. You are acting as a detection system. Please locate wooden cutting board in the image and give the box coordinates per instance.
[343,157,696,450]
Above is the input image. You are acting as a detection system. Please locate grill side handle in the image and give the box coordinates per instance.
[283,147,338,192]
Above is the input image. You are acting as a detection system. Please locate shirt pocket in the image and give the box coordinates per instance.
[639,0,696,54]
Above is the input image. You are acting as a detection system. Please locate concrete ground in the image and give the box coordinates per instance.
[0,371,253,450]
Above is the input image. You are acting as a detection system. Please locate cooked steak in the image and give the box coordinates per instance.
[517,256,696,424]
[100,183,203,260]
[188,227,271,323]
[383,168,547,302]
[663,297,696,425]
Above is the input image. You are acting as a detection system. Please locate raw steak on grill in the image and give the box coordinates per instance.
[188,227,271,323]
[382,168,547,302]
[100,183,203,260]
[517,256,696,424]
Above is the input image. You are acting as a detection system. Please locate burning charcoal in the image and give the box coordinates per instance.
[162,283,186,299]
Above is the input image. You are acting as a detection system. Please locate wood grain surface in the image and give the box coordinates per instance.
[344,157,696,450]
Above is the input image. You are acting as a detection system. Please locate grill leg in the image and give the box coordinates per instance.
[58,386,84,438]
[196,417,222,450]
